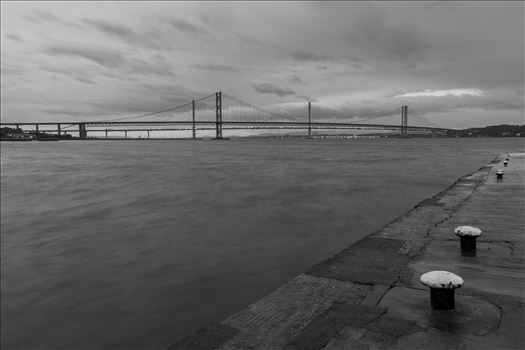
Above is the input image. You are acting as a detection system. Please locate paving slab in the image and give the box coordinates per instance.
[167,323,238,350]
[219,274,369,350]
[378,287,501,336]
[306,236,411,285]
[287,303,386,350]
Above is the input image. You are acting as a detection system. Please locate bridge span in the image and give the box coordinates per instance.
[1,92,450,139]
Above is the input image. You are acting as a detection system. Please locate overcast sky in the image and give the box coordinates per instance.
[1,1,524,128]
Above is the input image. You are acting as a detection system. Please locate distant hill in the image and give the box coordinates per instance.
[447,124,524,137]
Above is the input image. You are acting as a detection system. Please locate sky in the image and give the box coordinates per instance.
[1,1,524,129]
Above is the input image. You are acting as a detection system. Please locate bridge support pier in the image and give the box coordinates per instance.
[124,130,128,139]
[79,123,87,140]
[215,92,223,140]
[105,129,108,139]
[147,130,150,140]
[57,124,61,136]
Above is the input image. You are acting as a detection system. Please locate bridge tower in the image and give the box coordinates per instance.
[308,101,312,138]
[192,100,196,139]
[401,105,408,137]
[215,91,223,139]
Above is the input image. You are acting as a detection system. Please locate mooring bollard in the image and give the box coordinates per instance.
[420,271,464,310]
[496,169,504,180]
[504,160,508,167]
[454,225,482,255]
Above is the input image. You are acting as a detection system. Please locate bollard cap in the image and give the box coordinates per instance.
[420,271,464,289]
[454,225,482,237]
[496,169,504,175]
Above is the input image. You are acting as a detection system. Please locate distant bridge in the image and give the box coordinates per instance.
[0,92,450,139]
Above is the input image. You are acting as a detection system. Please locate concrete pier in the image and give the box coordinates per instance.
[167,153,524,350]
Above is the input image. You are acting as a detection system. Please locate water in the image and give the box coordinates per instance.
[1,137,523,350]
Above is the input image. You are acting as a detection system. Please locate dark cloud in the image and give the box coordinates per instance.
[40,66,72,75]
[345,7,430,63]
[1,67,25,76]
[75,76,95,85]
[290,51,329,62]
[192,63,238,72]
[253,82,296,97]
[40,65,96,84]
[81,18,175,51]
[6,34,22,42]
[169,19,209,36]
[88,84,205,116]
[43,45,127,68]
[289,75,304,85]
[82,19,135,39]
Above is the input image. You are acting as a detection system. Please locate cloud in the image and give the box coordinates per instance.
[289,75,304,85]
[252,82,296,97]
[345,6,430,63]
[82,19,135,38]
[1,67,25,76]
[289,51,329,62]
[31,10,62,22]
[192,63,238,72]
[75,76,95,84]
[127,58,176,77]
[395,89,484,98]
[81,18,175,51]
[169,19,209,36]
[6,34,22,42]
[40,66,72,75]
[43,45,127,68]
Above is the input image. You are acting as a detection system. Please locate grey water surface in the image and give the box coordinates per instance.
[1,137,523,349]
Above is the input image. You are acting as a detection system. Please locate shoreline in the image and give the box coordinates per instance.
[167,152,524,349]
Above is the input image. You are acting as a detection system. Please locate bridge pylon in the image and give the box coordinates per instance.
[308,101,312,138]
[192,100,196,139]
[401,105,408,137]
[215,91,223,139]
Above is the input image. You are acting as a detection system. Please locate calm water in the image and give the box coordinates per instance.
[1,138,524,349]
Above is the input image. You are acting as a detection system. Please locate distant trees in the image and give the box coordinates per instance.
[447,125,524,137]
[0,127,23,136]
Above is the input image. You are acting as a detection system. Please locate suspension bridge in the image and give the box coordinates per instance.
[0,92,449,139]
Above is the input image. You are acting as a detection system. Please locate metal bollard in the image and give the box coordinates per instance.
[420,271,464,310]
[504,160,508,167]
[454,226,482,255]
[496,169,504,180]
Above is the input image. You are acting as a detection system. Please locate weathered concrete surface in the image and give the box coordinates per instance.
[166,153,524,350]
[221,274,369,349]
[167,323,238,350]
[306,236,411,285]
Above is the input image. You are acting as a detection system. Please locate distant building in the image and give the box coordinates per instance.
[2,133,36,140]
